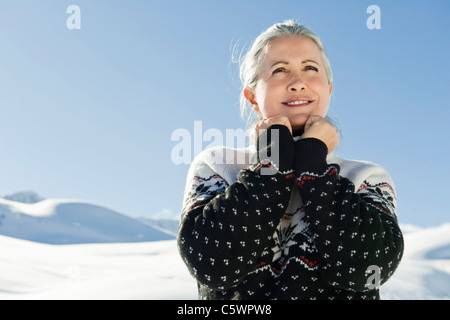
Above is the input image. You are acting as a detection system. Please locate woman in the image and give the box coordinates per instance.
[177,20,404,300]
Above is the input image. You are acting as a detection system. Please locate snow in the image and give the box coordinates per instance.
[2,191,44,204]
[0,196,449,300]
[0,198,175,244]
[380,223,450,300]
[0,236,197,299]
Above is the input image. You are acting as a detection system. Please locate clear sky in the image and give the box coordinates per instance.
[0,0,448,227]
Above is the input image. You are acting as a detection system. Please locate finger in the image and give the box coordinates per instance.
[266,116,293,135]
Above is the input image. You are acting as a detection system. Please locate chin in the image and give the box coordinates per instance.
[289,114,309,130]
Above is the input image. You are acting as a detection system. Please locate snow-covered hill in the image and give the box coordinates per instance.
[0,223,449,299]
[0,198,175,244]
[2,191,44,204]
[380,223,450,299]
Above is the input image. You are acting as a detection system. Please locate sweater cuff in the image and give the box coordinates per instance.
[295,138,328,173]
[253,124,295,173]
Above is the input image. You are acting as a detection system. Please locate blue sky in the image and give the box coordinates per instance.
[0,0,448,227]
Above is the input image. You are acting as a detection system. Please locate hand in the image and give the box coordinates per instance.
[300,115,339,154]
[254,115,293,137]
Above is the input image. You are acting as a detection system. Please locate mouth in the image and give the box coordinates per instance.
[282,97,314,107]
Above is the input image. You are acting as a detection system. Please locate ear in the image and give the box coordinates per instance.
[244,88,259,112]
[329,82,333,95]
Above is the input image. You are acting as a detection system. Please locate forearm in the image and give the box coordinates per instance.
[178,125,296,290]
[295,138,404,292]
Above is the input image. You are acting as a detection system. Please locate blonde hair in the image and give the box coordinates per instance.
[238,20,333,127]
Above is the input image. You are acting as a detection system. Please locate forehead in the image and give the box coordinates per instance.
[263,36,323,65]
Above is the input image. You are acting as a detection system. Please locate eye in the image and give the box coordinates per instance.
[272,67,288,75]
[304,65,318,72]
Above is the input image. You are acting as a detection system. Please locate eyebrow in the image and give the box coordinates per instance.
[270,59,319,69]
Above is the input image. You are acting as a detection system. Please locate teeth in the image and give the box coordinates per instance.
[287,100,310,105]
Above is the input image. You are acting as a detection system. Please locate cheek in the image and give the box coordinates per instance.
[310,78,331,102]
[309,76,329,92]
[254,82,281,116]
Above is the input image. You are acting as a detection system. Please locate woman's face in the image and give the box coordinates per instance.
[245,36,333,131]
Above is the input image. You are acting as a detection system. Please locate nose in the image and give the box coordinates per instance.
[287,73,306,92]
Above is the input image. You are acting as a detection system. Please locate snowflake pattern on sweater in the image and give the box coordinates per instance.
[177,125,404,300]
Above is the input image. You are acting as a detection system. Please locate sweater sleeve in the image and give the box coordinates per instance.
[295,138,404,292]
[177,125,296,290]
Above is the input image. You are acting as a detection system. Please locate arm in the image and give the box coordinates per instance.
[295,138,404,292]
[178,125,296,290]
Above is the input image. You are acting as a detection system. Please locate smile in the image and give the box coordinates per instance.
[286,100,311,106]
[283,100,314,107]
[282,96,314,107]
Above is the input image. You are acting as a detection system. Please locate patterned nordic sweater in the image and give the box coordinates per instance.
[177,125,404,300]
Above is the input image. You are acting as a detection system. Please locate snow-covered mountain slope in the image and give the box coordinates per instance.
[0,198,175,244]
[138,218,179,237]
[0,223,449,299]
[2,191,44,204]
[380,223,450,299]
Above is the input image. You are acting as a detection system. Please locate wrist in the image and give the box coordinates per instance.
[295,138,328,173]
[254,124,295,173]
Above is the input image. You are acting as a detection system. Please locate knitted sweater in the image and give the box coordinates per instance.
[177,125,404,300]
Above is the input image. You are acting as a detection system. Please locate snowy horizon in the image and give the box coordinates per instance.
[0,194,449,300]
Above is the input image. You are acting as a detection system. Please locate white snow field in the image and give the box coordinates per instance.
[0,235,196,299]
[0,197,449,300]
